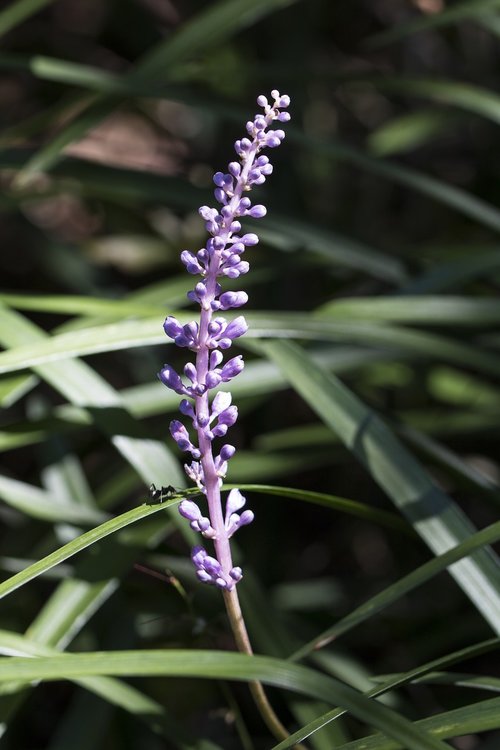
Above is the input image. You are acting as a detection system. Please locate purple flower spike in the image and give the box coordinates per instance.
[158,91,290,589]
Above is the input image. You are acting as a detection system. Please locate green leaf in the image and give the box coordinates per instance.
[318,296,500,326]
[0,630,218,750]
[274,639,500,748]
[0,0,57,38]
[260,340,500,636]
[231,484,414,536]
[0,496,184,601]
[365,0,500,49]
[2,314,500,379]
[14,0,299,181]
[334,696,500,749]
[373,77,500,127]
[292,520,500,660]
[0,475,106,524]
[0,650,454,750]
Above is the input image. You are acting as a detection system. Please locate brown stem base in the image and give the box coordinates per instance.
[223,588,306,749]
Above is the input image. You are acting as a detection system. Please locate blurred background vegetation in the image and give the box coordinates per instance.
[0,0,500,748]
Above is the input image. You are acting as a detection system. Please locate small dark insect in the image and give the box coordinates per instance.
[148,483,177,504]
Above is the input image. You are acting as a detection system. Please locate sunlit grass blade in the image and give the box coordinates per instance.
[0,475,106,524]
[0,373,37,408]
[291,520,500,661]
[364,0,500,48]
[2,314,500,379]
[372,77,500,127]
[0,631,219,750]
[260,340,500,635]
[367,110,455,156]
[0,304,184,493]
[0,650,454,750]
[0,497,183,601]
[274,639,500,749]
[318,296,500,326]
[333,696,500,749]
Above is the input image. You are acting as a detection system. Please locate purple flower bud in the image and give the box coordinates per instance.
[219,291,248,310]
[179,499,201,522]
[170,420,201,459]
[224,316,248,340]
[219,444,236,460]
[230,567,243,582]
[211,391,232,417]
[181,251,204,275]
[226,488,246,517]
[158,364,189,396]
[241,233,259,246]
[220,355,244,381]
[248,204,267,218]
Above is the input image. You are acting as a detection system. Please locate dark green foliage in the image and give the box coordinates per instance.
[0,1,499,747]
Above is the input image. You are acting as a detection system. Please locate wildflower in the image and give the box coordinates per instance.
[158,91,290,590]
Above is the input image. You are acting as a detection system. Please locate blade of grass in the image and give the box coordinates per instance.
[260,340,500,636]
[14,0,299,182]
[0,0,57,38]
[274,639,500,748]
[0,630,219,750]
[291,520,500,660]
[0,650,454,750]
[364,0,500,49]
[2,314,500,379]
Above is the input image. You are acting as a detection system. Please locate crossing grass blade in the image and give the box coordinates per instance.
[0,0,57,38]
[2,314,500,379]
[14,0,300,182]
[259,340,500,635]
[291,520,500,661]
[0,650,455,750]
[229,484,414,536]
[364,0,500,49]
[0,474,106,524]
[0,497,182,601]
[0,304,185,493]
[273,638,500,748]
[318,296,500,326]
[0,631,220,750]
[372,77,500,127]
[332,696,500,749]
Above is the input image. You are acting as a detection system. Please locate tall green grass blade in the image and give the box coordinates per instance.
[260,340,500,635]
[0,475,106,524]
[0,631,219,749]
[373,77,500,127]
[365,0,500,48]
[0,496,183,601]
[2,314,500,379]
[0,0,56,38]
[292,520,500,660]
[230,484,414,536]
[0,650,454,750]
[334,696,500,749]
[14,0,299,182]
[289,128,500,235]
[274,639,500,748]
[319,296,500,326]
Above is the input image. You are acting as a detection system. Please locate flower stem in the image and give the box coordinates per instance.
[223,587,307,749]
